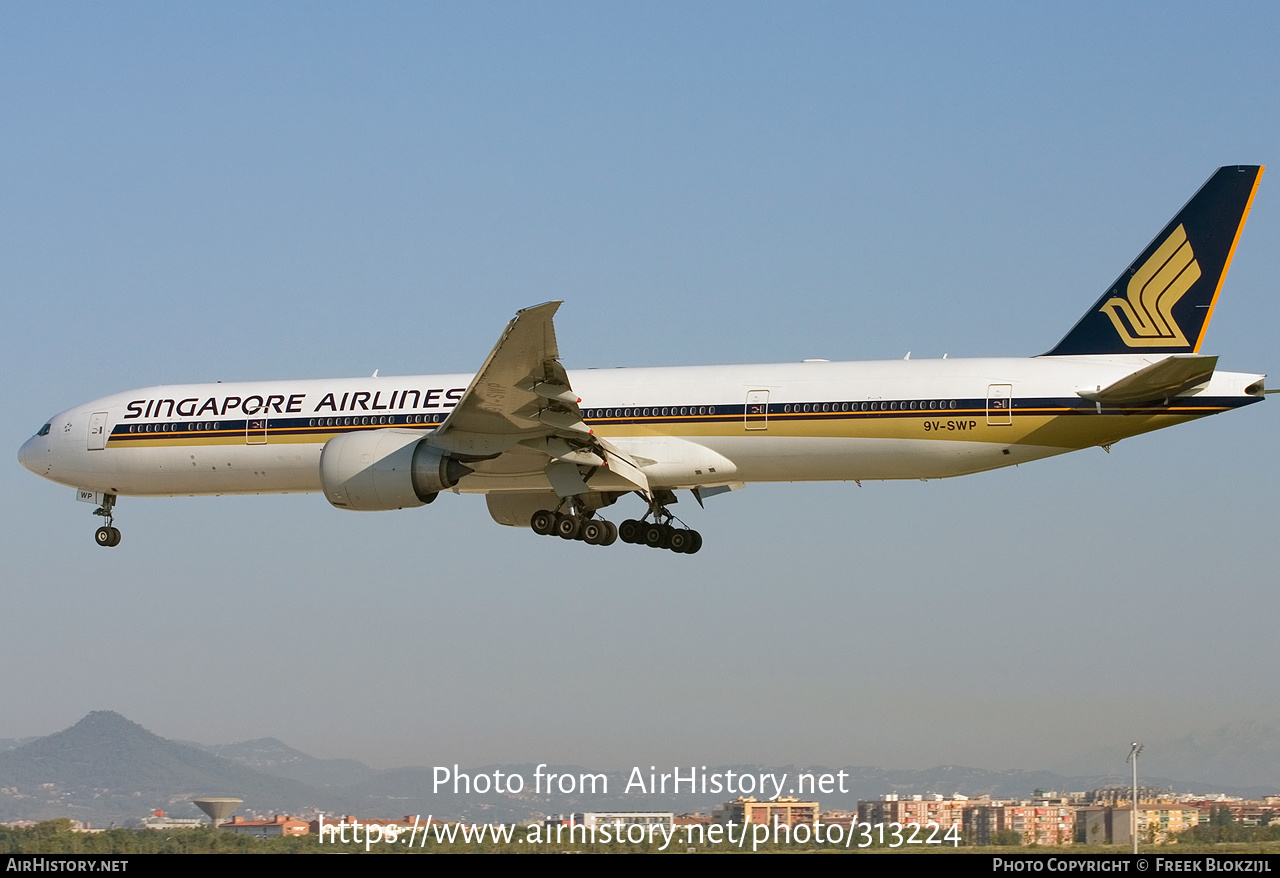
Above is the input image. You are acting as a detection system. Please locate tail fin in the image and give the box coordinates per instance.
[1043,165,1263,356]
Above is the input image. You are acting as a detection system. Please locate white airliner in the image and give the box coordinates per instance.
[19,166,1266,553]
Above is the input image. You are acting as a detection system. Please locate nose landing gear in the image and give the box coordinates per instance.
[92,494,121,547]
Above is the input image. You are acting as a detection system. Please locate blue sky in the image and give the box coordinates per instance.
[3,3,1278,779]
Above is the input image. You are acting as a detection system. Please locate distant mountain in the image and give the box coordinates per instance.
[1054,718,1280,792]
[1151,720,1280,789]
[0,737,39,752]
[198,737,376,788]
[0,711,330,824]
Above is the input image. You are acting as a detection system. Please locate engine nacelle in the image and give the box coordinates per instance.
[319,429,472,511]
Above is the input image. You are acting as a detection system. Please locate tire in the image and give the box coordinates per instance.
[95,526,113,547]
[618,519,641,544]
[643,523,668,548]
[601,520,618,546]
[530,510,555,535]
[685,530,702,555]
[581,520,606,545]
[108,526,122,547]
[555,513,581,540]
[668,528,690,553]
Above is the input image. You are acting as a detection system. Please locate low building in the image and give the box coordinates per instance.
[962,799,1014,845]
[1184,799,1280,827]
[221,814,309,837]
[961,799,1075,846]
[545,812,674,830]
[714,797,818,826]
[1079,803,1199,845]
[1005,802,1075,846]
[859,794,968,831]
[140,813,205,831]
[310,815,421,839]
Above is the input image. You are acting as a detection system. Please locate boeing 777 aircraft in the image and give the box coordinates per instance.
[18,166,1266,554]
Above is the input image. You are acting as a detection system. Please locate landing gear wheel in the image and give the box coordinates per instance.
[555,513,581,540]
[626,491,702,554]
[581,519,606,545]
[643,523,671,549]
[530,509,556,535]
[684,530,702,554]
[600,520,618,547]
[91,493,121,547]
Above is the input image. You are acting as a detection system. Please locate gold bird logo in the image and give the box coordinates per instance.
[1099,224,1201,347]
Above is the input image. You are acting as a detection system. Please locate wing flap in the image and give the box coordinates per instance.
[594,436,651,493]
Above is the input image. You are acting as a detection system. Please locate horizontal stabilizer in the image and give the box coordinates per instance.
[1078,354,1217,404]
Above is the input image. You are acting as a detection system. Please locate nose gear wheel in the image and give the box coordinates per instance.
[91,494,122,548]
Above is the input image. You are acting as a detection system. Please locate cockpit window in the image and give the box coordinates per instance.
[37,423,51,437]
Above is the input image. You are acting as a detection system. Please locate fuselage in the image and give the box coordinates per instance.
[19,167,1267,553]
[18,354,1265,499]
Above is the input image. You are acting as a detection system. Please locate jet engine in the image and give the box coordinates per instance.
[319,429,472,511]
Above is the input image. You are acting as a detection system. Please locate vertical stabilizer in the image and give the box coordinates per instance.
[1043,165,1263,356]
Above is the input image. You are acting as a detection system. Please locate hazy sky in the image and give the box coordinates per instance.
[3,2,1278,780]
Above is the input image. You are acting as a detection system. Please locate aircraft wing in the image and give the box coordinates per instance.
[432,302,649,494]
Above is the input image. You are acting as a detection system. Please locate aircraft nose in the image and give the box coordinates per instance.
[18,434,43,475]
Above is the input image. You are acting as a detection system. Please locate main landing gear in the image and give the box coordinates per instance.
[93,494,121,548]
[530,508,619,547]
[529,493,703,554]
[619,491,703,554]
[617,518,702,554]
